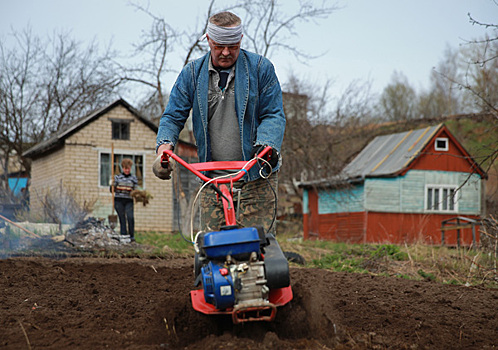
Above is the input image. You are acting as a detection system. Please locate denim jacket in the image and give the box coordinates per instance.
[156,49,286,181]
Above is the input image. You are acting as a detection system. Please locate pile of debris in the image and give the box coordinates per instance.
[65,217,131,249]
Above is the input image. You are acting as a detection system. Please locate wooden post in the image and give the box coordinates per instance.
[441,223,445,246]
[456,217,461,250]
[111,143,115,214]
[108,143,118,229]
[471,223,476,248]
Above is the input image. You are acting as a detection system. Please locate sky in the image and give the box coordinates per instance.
[1,0,497,105]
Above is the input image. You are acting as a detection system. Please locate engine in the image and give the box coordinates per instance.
[198,227,269,309]
[195,226,290,322]
[201,253,269,310]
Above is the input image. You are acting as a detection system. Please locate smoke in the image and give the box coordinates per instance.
[0,217,131,259]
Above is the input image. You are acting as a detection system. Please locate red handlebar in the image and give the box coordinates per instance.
[161,146,272,184]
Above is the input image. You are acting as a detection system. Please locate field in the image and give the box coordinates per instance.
[1,227,497,350]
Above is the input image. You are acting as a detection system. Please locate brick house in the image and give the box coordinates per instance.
[23,99,196,232]
[299,124,487,246]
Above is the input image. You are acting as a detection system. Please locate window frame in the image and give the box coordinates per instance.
[425,184,458,213]
[111,119,131,140]
[434,137,449,151]
[99,150,145,188]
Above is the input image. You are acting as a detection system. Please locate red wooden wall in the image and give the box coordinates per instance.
[303,209,480,246]
[365,212,480,246]
[304,212,366,243]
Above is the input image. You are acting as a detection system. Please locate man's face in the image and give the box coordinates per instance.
[207,36,241,68]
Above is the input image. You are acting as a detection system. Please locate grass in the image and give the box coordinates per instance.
[278,234,497,288]
[3,222,495,288]
[132,230,496,288]
[136,231,193,253]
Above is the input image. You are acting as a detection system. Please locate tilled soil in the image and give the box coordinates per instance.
[0,256,497,349]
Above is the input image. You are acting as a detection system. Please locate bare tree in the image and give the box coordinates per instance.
[182,0,220,66]
[417,46,463,118]
[378,71,417,121]
[39,31,121,136]
[416,8,498,217]
[467,12,498,65]
[280,74,376,186]
[118,3,181,116]
[462,37,498,114]
[428,9,498,118]
[462,11,498,216]
[0,28,120,201]
[334,79,377,126]
[238,0,338,60]
[0,28,43,200]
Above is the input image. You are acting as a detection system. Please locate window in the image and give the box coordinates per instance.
[100,153,144,187]
[112,120,130,140]
[435,137,448,151]
[426,185,457,212]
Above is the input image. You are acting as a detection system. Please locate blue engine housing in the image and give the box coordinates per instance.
[201,262,234,309]
[202,227,261,259]
[200,227,263,309]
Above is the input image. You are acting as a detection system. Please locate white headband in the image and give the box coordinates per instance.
[204,22,243,44]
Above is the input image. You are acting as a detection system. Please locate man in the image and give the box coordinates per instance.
[153,11,285,234]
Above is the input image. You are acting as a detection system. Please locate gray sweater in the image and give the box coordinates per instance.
[113,173,138,200]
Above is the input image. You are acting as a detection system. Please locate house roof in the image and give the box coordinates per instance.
[23,99,158,159]
[343,123,487,179]
[342,124,443,179]
[299,123,487,188]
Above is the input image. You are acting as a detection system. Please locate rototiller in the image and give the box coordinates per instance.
[161,146,292,324]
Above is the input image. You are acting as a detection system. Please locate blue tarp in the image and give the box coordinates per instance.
[8,178,28,196]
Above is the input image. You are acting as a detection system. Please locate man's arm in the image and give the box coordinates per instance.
[254,58,286,153]
[156,63,195,151]
[154,62,196,180]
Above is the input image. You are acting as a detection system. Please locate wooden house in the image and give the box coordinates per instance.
[23,99,197,232]
[299,124,487,246]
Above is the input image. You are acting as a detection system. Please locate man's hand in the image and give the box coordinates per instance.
[153,144,174,180]
[152,155,173,180]
[251,145,279,172]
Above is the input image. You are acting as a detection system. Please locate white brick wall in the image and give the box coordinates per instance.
[29,104,175,232]
[30,147,66,217]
